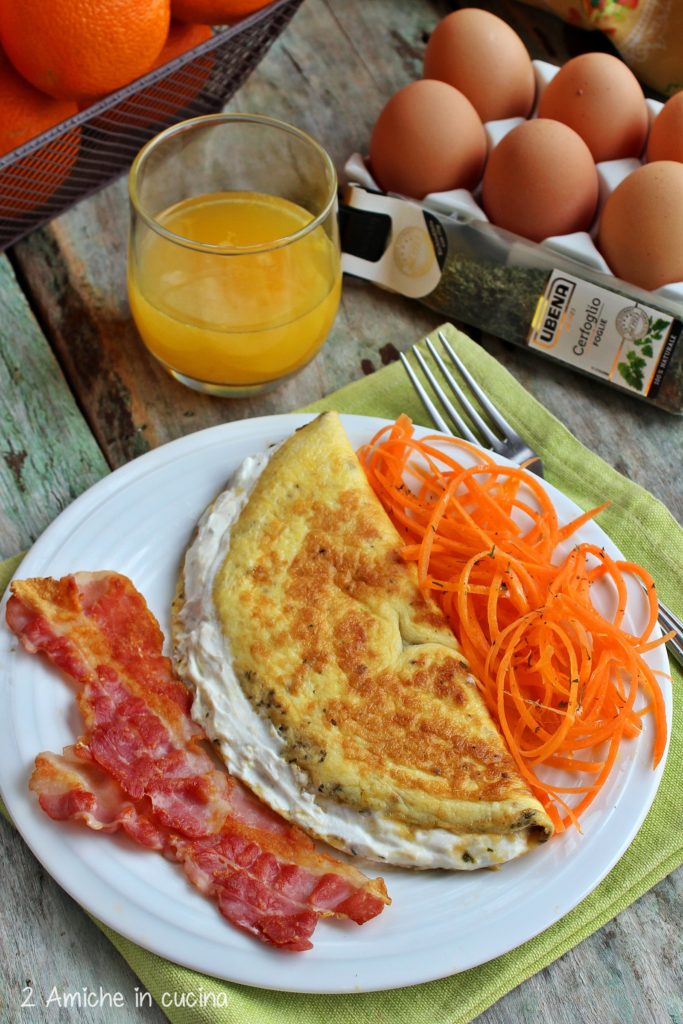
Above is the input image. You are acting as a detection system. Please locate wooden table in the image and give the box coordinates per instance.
[1,2,681,1021]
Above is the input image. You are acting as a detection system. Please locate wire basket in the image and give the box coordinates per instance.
[0,0,304,251]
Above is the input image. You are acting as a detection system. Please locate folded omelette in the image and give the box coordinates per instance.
[173,412,553,869]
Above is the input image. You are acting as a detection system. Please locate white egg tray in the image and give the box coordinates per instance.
[344,59,683,307]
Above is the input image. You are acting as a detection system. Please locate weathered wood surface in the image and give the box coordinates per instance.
[0,254,108,559]
[0,1,681,1023]
[0,814,167,1024]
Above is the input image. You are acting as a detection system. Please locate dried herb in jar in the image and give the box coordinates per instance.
[340,187,683,415]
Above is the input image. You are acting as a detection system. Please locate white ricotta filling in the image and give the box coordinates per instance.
[174,444,531,870]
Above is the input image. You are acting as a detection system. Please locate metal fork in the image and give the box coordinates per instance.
[400,330,544,476]
[400,330,683,669]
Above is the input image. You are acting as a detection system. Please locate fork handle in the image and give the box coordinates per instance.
[659,606,683,670]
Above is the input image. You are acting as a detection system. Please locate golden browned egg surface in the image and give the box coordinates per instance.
[210,413,553,839]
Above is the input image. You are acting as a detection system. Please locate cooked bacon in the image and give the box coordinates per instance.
[31,747,322,949]
[7,573,389,951]
[8,573,228,837]
[30,746,168,850]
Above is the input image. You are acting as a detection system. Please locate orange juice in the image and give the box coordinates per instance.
[128,191,341,386]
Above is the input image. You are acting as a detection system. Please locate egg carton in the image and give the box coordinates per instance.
[343,59,683,308]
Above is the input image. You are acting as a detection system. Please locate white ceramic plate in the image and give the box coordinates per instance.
[0,414,671,994]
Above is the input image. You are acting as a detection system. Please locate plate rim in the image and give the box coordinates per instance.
[0,412,672,994]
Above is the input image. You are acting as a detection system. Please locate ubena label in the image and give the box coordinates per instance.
[528,269,680,398]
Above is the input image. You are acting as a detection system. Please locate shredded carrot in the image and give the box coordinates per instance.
[358,415,669,832]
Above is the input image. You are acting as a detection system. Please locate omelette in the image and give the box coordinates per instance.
[173,413,554,869]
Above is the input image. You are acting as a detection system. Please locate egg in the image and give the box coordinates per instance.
[423,8,535,122]
[368,79,487,199]
[537,52,648,163]
[482,119,598,243]
[597,161,683,291]
[647,92,683,163]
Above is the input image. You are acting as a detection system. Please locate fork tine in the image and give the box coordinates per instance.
[658,600,683,639]
[660,612,683,667]
[664,630,683,668]
[437,330,519,440]
[399,352,451,435]
[425,337,500,448]
[411,348,480,444]
[638,583,683,668]
[403,335,544,477]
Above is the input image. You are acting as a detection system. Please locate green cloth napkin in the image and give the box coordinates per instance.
[1,323,681,1024]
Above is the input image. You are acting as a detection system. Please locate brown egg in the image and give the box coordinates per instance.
[538,52,648,163]
[369,79,487,199]
[482,119,598,243]
[647,92,683,163]
[598,161,683,290]
[424,8,535,122]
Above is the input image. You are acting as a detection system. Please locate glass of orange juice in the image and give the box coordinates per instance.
[127,113,341,395]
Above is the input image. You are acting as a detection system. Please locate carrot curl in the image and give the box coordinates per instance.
[358,415,669,833]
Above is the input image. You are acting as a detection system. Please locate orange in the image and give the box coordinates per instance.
[171,0,272,24]
[100,22,213,130]
[0,49,77,156]
[0,48,80,216]
[156,20,213,64]
[146,20,214,115]
[0,0,171,102]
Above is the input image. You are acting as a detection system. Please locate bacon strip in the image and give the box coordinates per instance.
[7,573,389,952]
[30,746,168,850]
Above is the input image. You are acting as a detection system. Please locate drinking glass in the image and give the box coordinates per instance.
[128,113,341,395]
